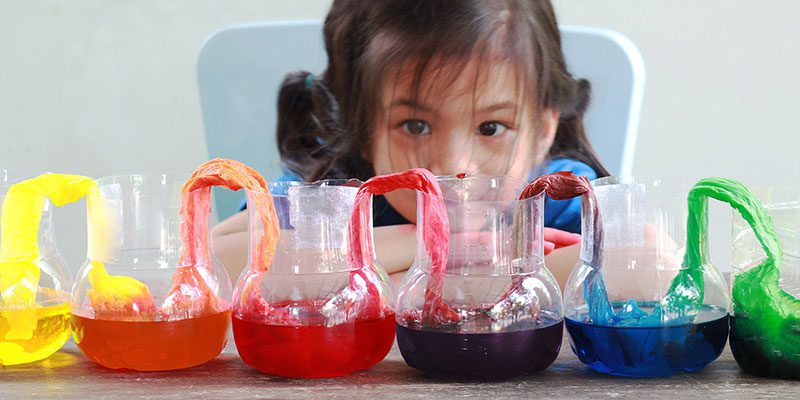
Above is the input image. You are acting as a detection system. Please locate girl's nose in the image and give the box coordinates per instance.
[425,134,478,176]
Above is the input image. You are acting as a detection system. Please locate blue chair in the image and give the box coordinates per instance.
[197,20,645,219]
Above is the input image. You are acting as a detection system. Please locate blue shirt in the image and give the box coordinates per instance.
[538,158,598,233]
[241,158,597,233]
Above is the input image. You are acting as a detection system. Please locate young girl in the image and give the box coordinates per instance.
[212,0,609,288]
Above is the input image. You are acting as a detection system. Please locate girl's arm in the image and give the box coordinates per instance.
[212,212,580,289]
[543,244,580,291]
[383,225,581,290]
[373,224,416,274]
[211,211,249,279]
[211,211,418,279]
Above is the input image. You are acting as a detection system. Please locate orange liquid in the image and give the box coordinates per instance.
[72,311,230,371]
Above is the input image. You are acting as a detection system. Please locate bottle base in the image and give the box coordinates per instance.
[565,315,729,378]
[71,310,230,371]
[730,317,800,380]
[232,313,396,378]
[396,321,563,381]
[0,303,71,366]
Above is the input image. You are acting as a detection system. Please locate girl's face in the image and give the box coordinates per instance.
[369,58,560,222]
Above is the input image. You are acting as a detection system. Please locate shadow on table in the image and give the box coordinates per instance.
[0,351,81,373]
[0,348,242,383]
[4,342,783,399]
[0,347,421,390]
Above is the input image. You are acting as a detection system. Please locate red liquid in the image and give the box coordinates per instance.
[71,311,230,371]
[232,313,396,378]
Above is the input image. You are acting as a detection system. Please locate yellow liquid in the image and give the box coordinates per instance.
[0,302,71,365]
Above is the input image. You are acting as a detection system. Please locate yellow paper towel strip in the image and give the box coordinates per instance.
[0,174,154,337]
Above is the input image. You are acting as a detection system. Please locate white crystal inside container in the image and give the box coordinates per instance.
[594,182,646,248]
[288,185,356,249]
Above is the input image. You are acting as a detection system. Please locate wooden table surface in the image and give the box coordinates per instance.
[1,333,797,399]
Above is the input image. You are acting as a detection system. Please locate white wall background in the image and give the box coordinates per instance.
[1,0,799,274]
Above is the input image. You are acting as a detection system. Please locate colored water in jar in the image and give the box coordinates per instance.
[71,310,230,371]
[395,174,566,381]
[1,174,95,365]
[728,189,800,380]
[232,300,395,378]
[729,265,800,380]
[396,315,563,381]
[729,315,800,380]
[0,301,71,366]
[566,303,729,377]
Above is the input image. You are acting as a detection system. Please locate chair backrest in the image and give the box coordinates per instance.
[197,20,645,219]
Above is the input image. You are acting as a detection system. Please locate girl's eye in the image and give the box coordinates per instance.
[477,121,508,137]
[401,119,431,135]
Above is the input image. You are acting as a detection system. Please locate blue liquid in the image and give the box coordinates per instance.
[565,305,729,377]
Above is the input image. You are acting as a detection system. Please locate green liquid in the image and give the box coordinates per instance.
[686,178,800,379]
[731,262,800,379]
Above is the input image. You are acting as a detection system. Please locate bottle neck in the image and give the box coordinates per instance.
[414,194,544,275]
[259,186,357,274]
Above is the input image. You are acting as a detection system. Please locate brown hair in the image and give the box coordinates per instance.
[277,0,609,182]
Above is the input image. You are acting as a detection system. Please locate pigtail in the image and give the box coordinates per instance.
[277,71,348,181]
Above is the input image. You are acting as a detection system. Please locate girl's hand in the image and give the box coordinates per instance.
[543,227,581,255]
[373,224,417,274]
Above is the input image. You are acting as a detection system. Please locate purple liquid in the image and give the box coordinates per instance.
[396,321,563,380]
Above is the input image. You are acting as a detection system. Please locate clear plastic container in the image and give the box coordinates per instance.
[232,180,395,378]
[730,185,800,379]
[564,176,729,377]
[71,175,232,371]
[395,174,563,381]
[0,171,72,365]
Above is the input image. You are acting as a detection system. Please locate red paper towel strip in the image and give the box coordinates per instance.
[349,168,455,324]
